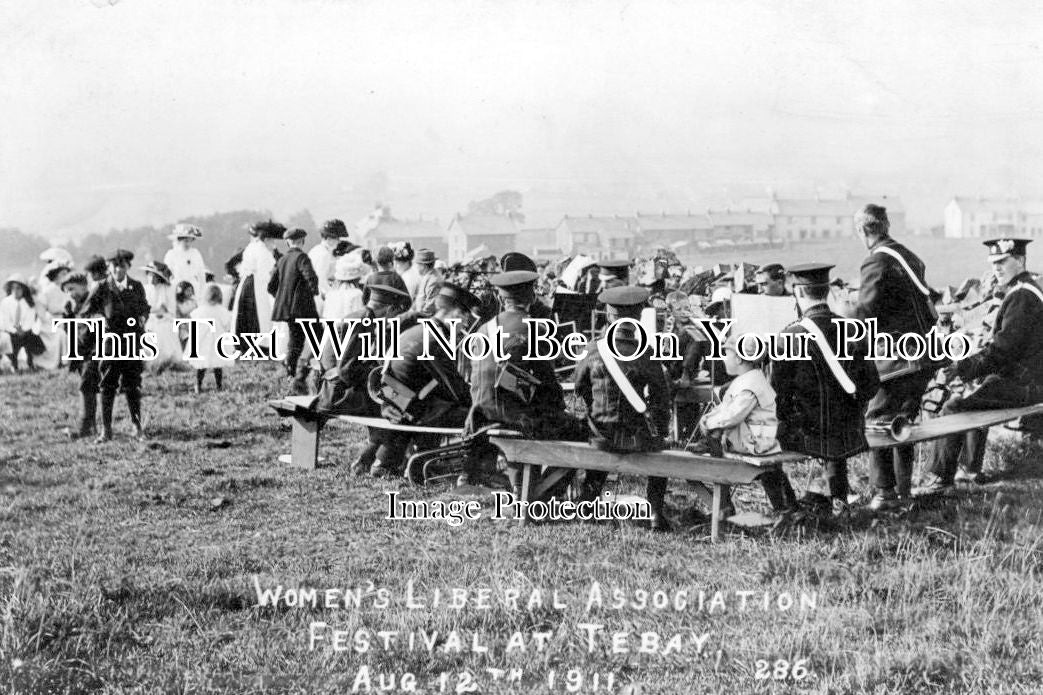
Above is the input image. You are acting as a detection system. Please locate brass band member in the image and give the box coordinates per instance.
[772,263,879,517]
[853,204,938,510]
[574,286,673,531]
[916,238,1043,497]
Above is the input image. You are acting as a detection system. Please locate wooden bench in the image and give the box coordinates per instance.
[269,396,474,472]
[488,436,805,541]
[270,396,1043,541]
[864,403,1043,450]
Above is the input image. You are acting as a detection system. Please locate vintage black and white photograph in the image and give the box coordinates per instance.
[2,1,1042,693]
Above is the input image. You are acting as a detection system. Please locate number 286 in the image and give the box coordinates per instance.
[754,658,811,681]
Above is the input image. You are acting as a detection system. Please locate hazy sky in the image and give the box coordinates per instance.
[2,0,1042,239]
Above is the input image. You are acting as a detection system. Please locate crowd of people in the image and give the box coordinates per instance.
[5,203,1041,530]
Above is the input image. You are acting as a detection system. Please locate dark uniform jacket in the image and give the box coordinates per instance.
[855,237,935,337]
[86,277,150,335]
[361,270,409,305]
[381,317,471,426]
[470,307,569,437]
[268,247,319,322]
[574,328,671,452]
[956,271,1043,384]
[772,304,880,459]
[315,306,383,415]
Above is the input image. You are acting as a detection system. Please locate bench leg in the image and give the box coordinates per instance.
[711,483,726,542]
[291,416,321,469]
[519,463,533,525]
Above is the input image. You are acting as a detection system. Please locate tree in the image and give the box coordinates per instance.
[467,190,525,222]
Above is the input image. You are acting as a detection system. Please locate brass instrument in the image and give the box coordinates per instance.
[866,415,912,442]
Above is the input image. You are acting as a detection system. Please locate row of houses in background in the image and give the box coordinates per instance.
[359,192,907,262]
[944,197,1043,239]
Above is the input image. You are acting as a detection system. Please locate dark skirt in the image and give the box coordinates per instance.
[233,277,260,336]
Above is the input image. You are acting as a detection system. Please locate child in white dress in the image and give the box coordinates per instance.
[691,334,797,514]
[186,284,231,393]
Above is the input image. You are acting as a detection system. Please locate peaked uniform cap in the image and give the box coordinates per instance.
[984,238,1031,262]
[598,285,650,307]
[756,263,786,278]
[438,283,480,312]
[490,270,539,288]
[416,248,437,264]
[787,262,834,286]
[500,252,538,273]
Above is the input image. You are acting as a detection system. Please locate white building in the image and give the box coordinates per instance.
[944,197,1043,239]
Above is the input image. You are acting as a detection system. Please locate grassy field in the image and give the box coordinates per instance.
[2,361,1042,694]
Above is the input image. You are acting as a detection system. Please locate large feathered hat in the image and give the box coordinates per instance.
[249,219,287,240]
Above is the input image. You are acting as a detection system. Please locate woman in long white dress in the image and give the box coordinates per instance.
[34,261,73,370]
[163,223,207,297]
[230,219,284,346]
[142,261,182,372]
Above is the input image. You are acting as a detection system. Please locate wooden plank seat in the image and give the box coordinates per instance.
[269,396,472,476]
[270,395,1043,541]
[865,403,1043,450]
[488,436,806,542]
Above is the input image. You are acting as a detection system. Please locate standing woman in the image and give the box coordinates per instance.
[35,260,73,370]
[142,261,181,371]
[230,219,284,338]
[164,223,207,297]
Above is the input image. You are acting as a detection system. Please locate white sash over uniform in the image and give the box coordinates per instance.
[799,317,856,396]
[595,338,648,413]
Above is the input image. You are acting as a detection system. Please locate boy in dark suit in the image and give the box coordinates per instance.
[574,285,673,531]
[268,228,319,388]
[90,249,150,441]
[772,263,880,517]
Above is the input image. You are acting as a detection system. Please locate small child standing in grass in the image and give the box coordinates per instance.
[690,334,798,514]
[186,284,230,393]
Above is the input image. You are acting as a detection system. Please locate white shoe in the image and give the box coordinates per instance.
[868,490,900,511]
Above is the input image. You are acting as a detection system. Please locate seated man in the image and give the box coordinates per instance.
[314,284,412,473]
[755,263,789,297]
[468,269,587,489]
[916,238,1043,497]
[771,263,880,517]
[574,286,673,531]
[372,283,480,478]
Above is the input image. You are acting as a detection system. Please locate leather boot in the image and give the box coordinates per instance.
[96,391,115,442]
[126,389,146,440]
[352,441,379,475]
[646,476,671,532]
[78,392,98,438]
